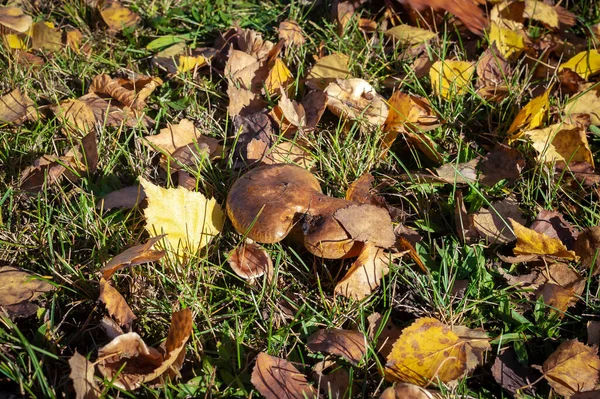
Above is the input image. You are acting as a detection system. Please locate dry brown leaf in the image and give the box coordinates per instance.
[96,185,146,211]
[333,204,396,248]
[335,243,398,300]
[228,241,272,279]
[384,91,440,140]
[68,351,100,399]
[565,85,600,126]
[232,112,276,165]
[251,352,317,399]
[384,25,437,47]
[227,85,265,118]
[143,119,221,157]
[534,263,585,315]
[473,196,525,244]
[574,226,600,275]
[246,139,314,170]
[79,92,151,128]
[0,266,54,320]
[90,74,162,111]
[400,0,488,35]
[368,312,402,359]
[478,144,525,186]
[66,29,83,53]
[100,236,165,280]
[435,158,479,184]
[53,99,96,135]
[235,27,274,61]
[0,88,35,124]
[511,219,578,261]
[271,90,327,135]
[455,190,478,243]
[491,348,538,397]
[99,277,136,328]
[380,383,436,399]
[99,0,140,31]
[345,172,389,212]
[307,329,366,365]
[386,317,490,385]
[278,21,305,47]
[31,21,62,52]
[587,321,600,347]
[224,49,262,90]
[313,360,350,399]
[97,309,192,390]
[522,123,594,168]
[306,53,351,90]
[0,6,32,33]
[542,340,600,397]
[530,210,578,250]
[325,78,389,126]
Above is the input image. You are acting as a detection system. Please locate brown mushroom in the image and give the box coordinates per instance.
[324,78,389,126]
[226,164,395,259]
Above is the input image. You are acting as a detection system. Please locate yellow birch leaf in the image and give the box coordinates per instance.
[510,218,578,260]
[384,25,437,47]
[429,60,475,100]
[177,54,207,73]
[522,123,594,167]
[4,33,27,49]
[306,53,351,90]
[99,1,140,31]
[140,178,224,257]
[265,58,293,95]
[542,340,600,397]
[524,0,559,29]
[489,22,525,61]
[559,50,600,80]
[507,90,550,139]
[385,318,490,386]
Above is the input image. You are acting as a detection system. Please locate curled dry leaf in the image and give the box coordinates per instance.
[0,6,32,33]
[559,50,600,80]
[98,0,140,31]
[473,196,525,244]
[0,266,54,320]
[542,340,600,397]
[228,241,272,279]
[385,317,490,386]
[522,123,594,168]
[90,74,162,111]
[335,243,399,300]
[306,53,351,90]
[69,351,100,399]
[313,360,350,399]
[271,90,327,135]
[278,21,305,47]
[0,88,35,124]
[435,158,479,185]
[403,0,487,35]
[96,185,146,211]
[97,308,193,390]
[307,329,366,365]
[235,27,275,61]
[100,235,165,280]
[574,226,600,275]
[429,60,475,99]
[251,352,317,399]
[534,262,585,316]
[140,178,224,257]
[78,92,152,128]
[99,277,136,328]
[511,218,578,261]
[325,78,389,126]
[507,90,550,138]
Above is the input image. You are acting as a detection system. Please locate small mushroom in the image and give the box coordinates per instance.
[226,164,395,259]
[324,78,389,126]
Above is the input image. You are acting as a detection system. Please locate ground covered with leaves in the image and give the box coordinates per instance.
[3,0,600,398]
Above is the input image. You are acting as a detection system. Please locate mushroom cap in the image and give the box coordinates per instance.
[226,164,322,243]
[324,78,389,126]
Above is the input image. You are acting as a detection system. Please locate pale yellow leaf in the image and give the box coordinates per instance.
[384,25,437,47]
[429,60,475,99]
[489,22,526,61]
[559,50,600,80]
[507,90,550,139]
[522,123,594,167]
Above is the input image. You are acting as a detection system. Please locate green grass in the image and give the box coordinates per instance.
[2,0,600,398]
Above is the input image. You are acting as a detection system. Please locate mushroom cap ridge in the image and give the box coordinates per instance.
[226,164,322,243]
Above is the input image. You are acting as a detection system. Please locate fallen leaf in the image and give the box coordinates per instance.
[0,88,35,124]
[385,317,490,385]
[69,351,100,399]
[435,158,479,184]
[325,78,389,126]
[79,92,151,128]
[455,191,479,243]
[473,196,525,244]
[0,6,32,33]
[99,0,140,31]
[96,185,146,211]
[542,340,600,397]
[265,58,293,95]
[0,266,54,319]
[66,29,83,53]
[335,243,398,300]
[235,27,274,61]
[507,90,549,138]
[534,262,585,315]
[559,50,600,80]
[429,60,475,99]
[143,118,221,157]
[384,25,437,47]
[53,99,96,135]
[306,53,351,90]
[574,226,600,275]
[524,0,560,29]
[522,123,594,167]
[313,360,350,399]
[380,383,436,399]
[565,85,600,126]
[587,321,600,347]
[511,218,578,261]
[90,74,162,111]
[31,21,62,52]
[307,329,366,365]
[384,91,440,138]
[251,352,317,399]
[99,277,136,328]
[224,49,262,91]
[226,85,265,118]
[272,90,327,135]
[278,21,305,47]
[368,312,403,359]
[489,22,526,61]
[228,241,272,279]
[247,139,314,170]
[232,112,276,165]
[401,0,488,35]
[333,204,396,248]
[530,210,578,250]
[478,144,525,186]
[140,178,224,257]
[491,348,538,397]
[100,236,165,279]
